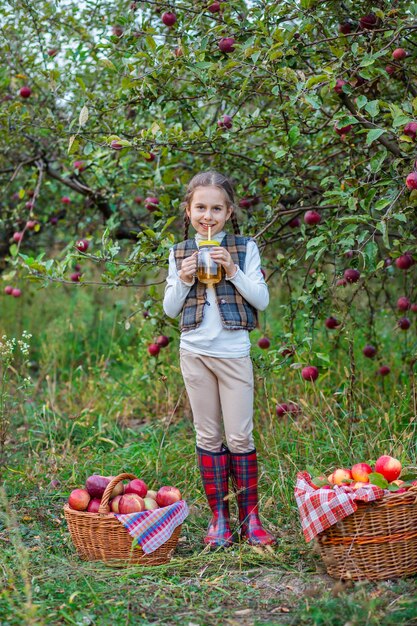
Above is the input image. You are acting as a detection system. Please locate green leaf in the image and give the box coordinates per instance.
[368,472,388,489]
[288,125,300,146]
[366,129,386,146]
[364,100,380,118]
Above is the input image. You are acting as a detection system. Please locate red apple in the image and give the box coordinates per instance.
[19,86,32,98]
[395,254,413,270]
[351,463,373,482]
[276,403,289,417]
[110,140,123,150]
[156,486,182,507]
[162,12,176,26]
[70,272,81,282]
[344,268,360,283]
[385,65,396,75]
[304,210,321,225]
[145,152,156,162]
[218,115,233,129]
[13,232,23,243]
[156,335,170,347]
[301,366,319,382]
[289,217,300,228]
[76,239,89,252]
[134,196,143,204]
[359,13,378,29]
[257,337,270,349]
[26,220,38,230]
[85,475,111,499]
[378,365,390,376]
[406,173,417,190]
[338,21,353,34]
[397,296,410,311]
[208,1,221,12]
[11,288,22,298]
[144,196,159,211]
[218,37,235,53]
[334,124,352,136]
[325,316,340,329]
[119,494,145,514]
[404,122,417,140]
[144,497,159,511]
[398,317,411,330]
[125,478,148,498]
[411,303,417,313]
[392,48,407,60]
[4,286,13,295]
[68,488,91,511]
[336,278,347,287]
[110,495,123,512]
[87,498,105,513]
[363,344,377,358]
[148,343,160,356]
[331,468,353,486]
[374,455,402,482]
[47,48,59,57]
[73,160,85,171]
[146,490,158,500]
[106,477,124,498]
[61,196,71,204]
[334,79,347,94]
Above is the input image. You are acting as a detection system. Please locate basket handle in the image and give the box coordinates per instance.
[99,473,137,514]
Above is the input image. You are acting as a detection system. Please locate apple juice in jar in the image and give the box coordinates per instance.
[197,240,223,285]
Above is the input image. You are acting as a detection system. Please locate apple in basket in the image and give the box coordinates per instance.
[118,494,145,514]
[110,495,123,512]
[85,474,112,499]
[146,489,158,500]
[87,498,109,513]
[106,476,125,498]
[156,486,182,507]
[144,497,159,511]
[125,479,148,498]
[68,488,91,511]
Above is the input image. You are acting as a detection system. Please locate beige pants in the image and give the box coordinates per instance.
[180,348,255,453]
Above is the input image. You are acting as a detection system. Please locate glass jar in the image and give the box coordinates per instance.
[197,240,223,285]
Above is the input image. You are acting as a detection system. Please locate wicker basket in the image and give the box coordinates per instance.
[64,473,182,566]
[316,486,417,580]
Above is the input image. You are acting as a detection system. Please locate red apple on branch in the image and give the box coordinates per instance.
[19,86,32,98]
[301,366,318,382]
[218,38,235,53]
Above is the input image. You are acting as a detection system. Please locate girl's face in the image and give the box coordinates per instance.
[186,185,233,238]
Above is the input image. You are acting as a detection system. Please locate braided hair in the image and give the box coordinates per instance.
[180,170,241,240]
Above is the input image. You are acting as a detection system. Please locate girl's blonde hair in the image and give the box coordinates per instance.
[180,170,240,239]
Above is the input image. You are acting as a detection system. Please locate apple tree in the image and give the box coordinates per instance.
[1,0,417,381]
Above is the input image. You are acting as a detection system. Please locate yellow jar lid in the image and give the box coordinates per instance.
[198,240,219,246]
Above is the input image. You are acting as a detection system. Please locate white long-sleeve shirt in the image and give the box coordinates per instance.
[163,231,269,358]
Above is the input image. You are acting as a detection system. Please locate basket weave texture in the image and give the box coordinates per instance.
[64,473,182,566]
[316,486,417,580]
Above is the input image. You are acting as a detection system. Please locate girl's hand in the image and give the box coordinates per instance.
[210,247,238,278]
[178,252,198,283]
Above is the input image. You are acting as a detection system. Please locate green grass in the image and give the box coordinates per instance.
[1,283,417,625]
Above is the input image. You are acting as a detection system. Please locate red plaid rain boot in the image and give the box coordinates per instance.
[229,449,276,546]
[197,445,233,548]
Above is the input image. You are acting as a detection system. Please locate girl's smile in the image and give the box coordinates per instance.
[187,186,233,237]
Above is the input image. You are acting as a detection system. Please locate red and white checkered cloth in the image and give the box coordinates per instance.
[294,471,386,542]
[114,500,189,554]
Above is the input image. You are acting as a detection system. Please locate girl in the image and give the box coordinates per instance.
[163,170,275,548]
